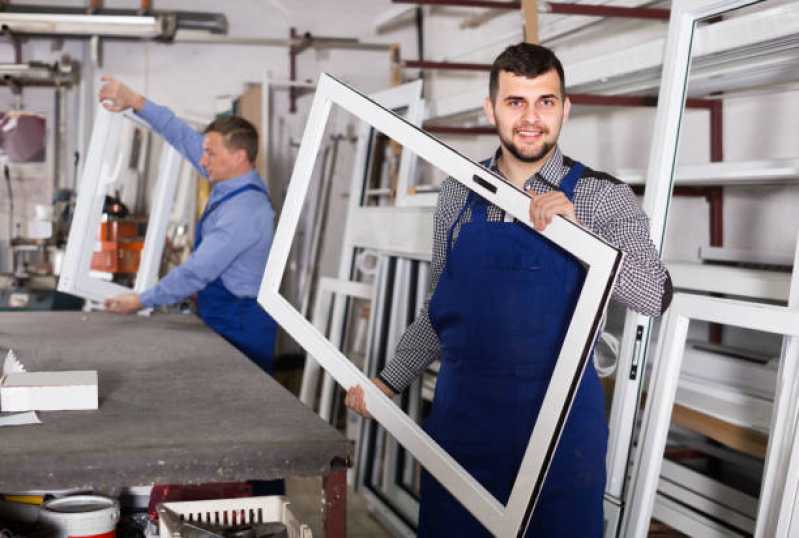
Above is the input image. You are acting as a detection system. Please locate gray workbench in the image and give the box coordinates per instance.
[0,312,351,493]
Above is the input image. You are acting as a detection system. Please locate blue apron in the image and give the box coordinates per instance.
[418,162,607,537]
[195,184,277,375]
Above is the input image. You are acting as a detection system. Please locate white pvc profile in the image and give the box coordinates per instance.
[699,245,795,268]
[604,0,764,507]
[567,2,799,95]
[620,292,799,537]
[58,105,182,303]
[298,276,373,419]
[652,493,748,538]
[350,80,424,208]
[618,158,799,187]
[338,81,427,277]
[660,459,758,528]
[666,261,790,302]
[257,73,622,537]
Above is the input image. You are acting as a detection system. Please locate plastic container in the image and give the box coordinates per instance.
[157,495,311,538]
[38,495,120,538]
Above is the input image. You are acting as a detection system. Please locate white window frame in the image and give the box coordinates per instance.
[621,290,799,537]
[603,0,765,519]
[299,276,373,422]
[58,105,182,303]
[347,80,424,209]
[257,73,623,536]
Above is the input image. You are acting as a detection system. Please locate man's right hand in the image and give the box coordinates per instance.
[98,76,145,112]
[344,377,395,418]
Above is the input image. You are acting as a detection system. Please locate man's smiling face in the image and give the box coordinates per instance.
[484,69,570,164]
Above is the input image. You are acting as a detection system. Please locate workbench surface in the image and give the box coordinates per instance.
[0,312,350,492]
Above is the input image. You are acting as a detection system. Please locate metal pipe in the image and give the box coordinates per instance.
[394,0,519,8]
[0,8,227,37]
[707,100,725,343]
[289,27,299,114]
[545,3,669,20]
[424,124,495,135]
[403,59,490,71]
[394,0,671,20]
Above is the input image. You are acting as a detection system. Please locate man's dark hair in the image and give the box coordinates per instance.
[204,116,258,163]
[489,43,566,102]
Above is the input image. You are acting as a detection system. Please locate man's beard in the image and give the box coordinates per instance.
[496,121,555,163]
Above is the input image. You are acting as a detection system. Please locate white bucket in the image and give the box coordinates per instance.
[38,495,120,538]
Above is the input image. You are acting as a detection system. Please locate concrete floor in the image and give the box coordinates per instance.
[286,477,688,537]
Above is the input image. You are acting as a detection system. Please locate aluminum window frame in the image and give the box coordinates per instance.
[58,105,182,303]
[603,0,765,520]
[258,72,622,536]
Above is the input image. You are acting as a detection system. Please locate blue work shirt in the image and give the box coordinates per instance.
[135,100,275,308]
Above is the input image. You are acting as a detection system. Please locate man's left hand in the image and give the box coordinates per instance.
[105,293,143,314]
[529,191,578,231]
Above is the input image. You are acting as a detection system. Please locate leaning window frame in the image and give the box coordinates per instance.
[299,276,374,421]
[621,288,799,537]
[349,79,424,209]
[258,73,623,536]
[602,0,765,522]
[58,105,182,303]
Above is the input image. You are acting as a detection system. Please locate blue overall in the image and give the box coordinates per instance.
[195,184,278,375]
[418,162,607,537]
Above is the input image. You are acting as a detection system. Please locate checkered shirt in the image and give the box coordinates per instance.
[377,146,673,393]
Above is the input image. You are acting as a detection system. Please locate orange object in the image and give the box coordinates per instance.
[97,221,138,242]
[91,240,143,274]
[91,220,144,274]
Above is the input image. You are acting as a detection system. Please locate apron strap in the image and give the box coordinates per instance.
[558,161,584,202]
[196,183,268,247]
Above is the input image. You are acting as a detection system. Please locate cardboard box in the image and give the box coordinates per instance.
[0,371,98,411]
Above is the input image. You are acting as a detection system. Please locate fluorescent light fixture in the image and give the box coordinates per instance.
[0,13,165,38]
[58,106,183,303]
[257,73,622,536]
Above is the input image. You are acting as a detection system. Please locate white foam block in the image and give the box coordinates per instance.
[0,371,98,411]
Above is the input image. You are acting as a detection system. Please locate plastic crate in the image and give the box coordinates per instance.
[157,495,311,538]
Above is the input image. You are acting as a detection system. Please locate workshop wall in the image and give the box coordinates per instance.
[0,1,796,309]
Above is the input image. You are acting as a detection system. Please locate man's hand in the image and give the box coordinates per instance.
[344,377,395,418]
[104,293,144,314]
[529,191,578,231]
[98,76,145,112]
